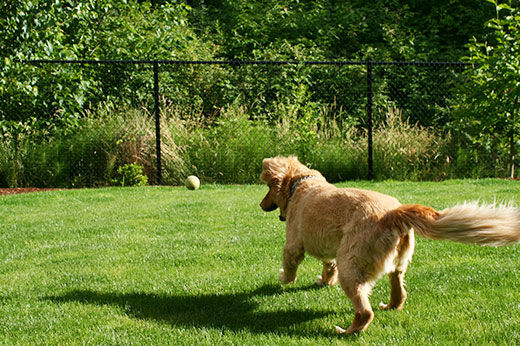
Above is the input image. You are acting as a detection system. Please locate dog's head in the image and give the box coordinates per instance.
[260,156,322,221]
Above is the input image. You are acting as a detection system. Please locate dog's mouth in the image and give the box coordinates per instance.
[260,193,285,221]
[260,201,285,221]
[262,203,278,212]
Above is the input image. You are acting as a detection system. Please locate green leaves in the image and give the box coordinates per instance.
[455,0,520,176]
[111,163,148,187]
[0,0,216,130]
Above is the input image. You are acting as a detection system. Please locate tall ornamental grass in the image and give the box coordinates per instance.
[0,103,496,188]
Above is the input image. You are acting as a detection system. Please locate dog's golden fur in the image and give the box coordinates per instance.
[260,156,520,334]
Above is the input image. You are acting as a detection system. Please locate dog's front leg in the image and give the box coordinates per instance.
[280,242,305,284]
[316,260,338,286]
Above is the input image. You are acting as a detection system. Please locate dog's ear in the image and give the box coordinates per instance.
[286,156,301,165]
[260,158,273,183]
[262,158,274,171]
[261,157,288,184]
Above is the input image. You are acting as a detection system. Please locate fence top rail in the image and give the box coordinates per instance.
[20,59,472,67]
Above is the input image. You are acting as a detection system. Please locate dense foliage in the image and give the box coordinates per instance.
[1,0,520,186]
[188,0,496,61]
[454,0,520,177]
[1,0,217,123]
[0,0,501,125]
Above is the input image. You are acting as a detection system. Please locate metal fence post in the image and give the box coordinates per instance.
[366,62,374,180]
[153,61,162,185]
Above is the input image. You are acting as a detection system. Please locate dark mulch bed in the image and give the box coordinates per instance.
[0,188,61,196]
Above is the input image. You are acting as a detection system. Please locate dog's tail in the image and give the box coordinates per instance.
[380,202,520,246]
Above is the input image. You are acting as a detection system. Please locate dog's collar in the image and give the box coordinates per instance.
[290,175,319,196]
[280,175,319,222]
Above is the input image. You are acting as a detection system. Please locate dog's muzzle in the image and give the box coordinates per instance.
[261,202,278,212]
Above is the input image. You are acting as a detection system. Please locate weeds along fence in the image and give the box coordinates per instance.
[1,59,482,187]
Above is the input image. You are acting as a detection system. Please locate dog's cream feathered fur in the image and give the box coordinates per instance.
[259,156,520,334]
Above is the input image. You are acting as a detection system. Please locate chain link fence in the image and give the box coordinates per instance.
[1,59,494,188]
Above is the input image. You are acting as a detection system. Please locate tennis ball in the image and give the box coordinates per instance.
[185,175,200,190]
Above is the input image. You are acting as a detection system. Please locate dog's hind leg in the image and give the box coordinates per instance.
[335,232,394,335]
[335,278,375,335]
[379,233,414,311]
[316,260,338,286]
[280,242,305,284]
[379,271,407,310]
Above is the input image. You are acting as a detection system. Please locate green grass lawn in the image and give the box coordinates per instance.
[1,180,520,345]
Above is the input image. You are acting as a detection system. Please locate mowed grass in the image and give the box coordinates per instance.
[1,180,520,345]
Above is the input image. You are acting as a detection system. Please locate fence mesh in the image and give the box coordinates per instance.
[1,60,507,188]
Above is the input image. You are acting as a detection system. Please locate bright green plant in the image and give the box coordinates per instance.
[111,163,148,187]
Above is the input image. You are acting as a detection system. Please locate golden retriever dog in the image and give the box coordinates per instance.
[259,156,520,335]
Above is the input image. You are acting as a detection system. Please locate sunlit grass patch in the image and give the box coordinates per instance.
[0,180,519,344]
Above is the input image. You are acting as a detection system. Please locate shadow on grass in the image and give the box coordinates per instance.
[44,283,334,336]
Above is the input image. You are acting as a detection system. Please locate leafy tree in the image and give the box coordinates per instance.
[454,0,520,177]
[188,0,496,61]
[0,0,512,139]
[0,1,218,129]
[186,0,497,127]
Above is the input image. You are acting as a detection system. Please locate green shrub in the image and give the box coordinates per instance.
[111,163,148,187]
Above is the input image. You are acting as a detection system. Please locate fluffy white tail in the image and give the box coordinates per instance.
[380,202,520,246]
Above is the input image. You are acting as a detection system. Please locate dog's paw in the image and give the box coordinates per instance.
[379,302,390,310]
[279,269,296,285]
[316,275,325,286]
[316,275,337,287]
[378,301,404,311]
[335,325,355,335]
[335,325,361,335]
